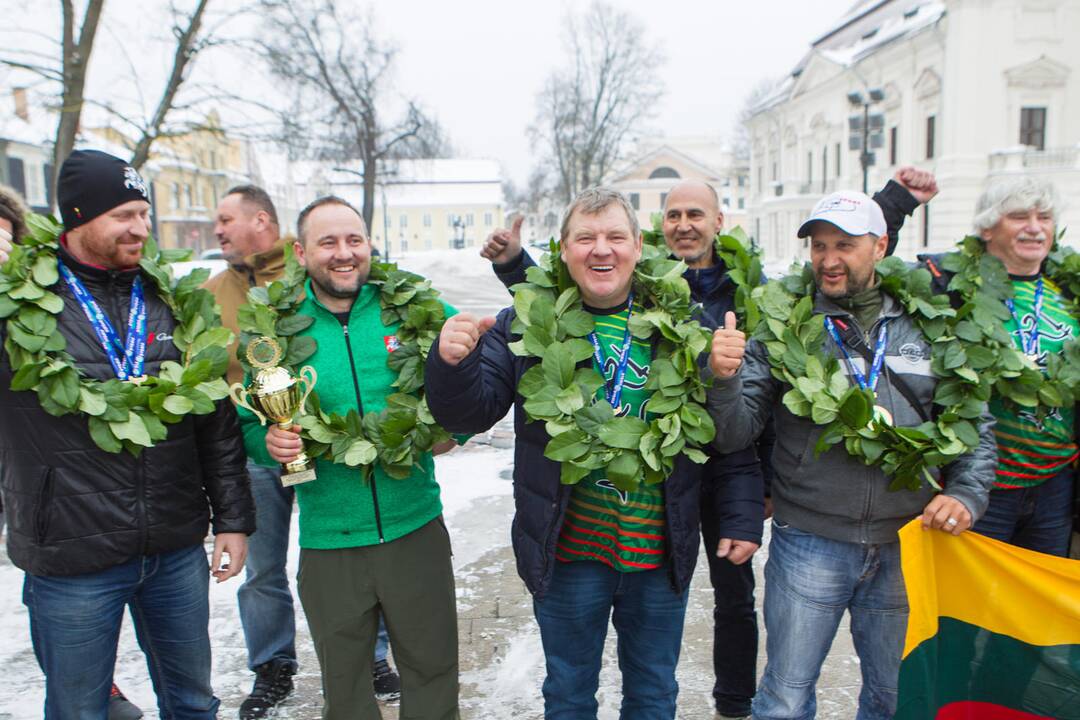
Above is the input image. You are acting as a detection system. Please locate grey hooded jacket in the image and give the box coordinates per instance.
[710,290,997,545]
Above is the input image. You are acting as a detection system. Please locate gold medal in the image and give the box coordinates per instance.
[872,404,893,426]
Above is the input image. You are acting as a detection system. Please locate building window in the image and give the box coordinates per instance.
[484,212,493,226]
[422,213,431,228]
[771,161,778,182]
[737,175,746,188]
[172,183,181,209]
[756,167,762,192]
[835,143,841,178]
[401,235,408,253]
[648,166,680,179]
[737,198,745,210]
[890,126,898,165]
[925,115,936,160]
[425,235,432,249]
[659,192,668,209]
[447,215,454,228]
[1020,107,1046,151]
[466,213,474,226]
[184,184,193,208]
[399,214,407,228]
[821,147,828,192]
[806,151,813,184]
[629,192,640,210]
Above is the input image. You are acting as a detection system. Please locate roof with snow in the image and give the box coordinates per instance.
[752,0,946,115]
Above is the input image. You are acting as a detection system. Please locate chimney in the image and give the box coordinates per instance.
[13,88,28,122]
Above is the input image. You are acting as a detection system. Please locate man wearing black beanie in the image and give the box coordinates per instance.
[0,149,255,719]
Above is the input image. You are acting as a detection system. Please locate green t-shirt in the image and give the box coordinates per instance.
[555,300,666,572]
[989,276,1079,488]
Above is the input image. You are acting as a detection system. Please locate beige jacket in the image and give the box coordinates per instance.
[203,239,290,385]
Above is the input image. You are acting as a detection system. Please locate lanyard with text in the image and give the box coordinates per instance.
[825,316,889,396]
[1004,277,1044,360]
[589,293,634,409]
[58,260,148,381]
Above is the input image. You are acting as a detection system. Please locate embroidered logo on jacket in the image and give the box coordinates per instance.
[384,335,401,353]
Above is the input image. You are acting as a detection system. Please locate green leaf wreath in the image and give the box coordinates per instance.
[937,235,1080,414]
[507,238,717,491]
[0,213,233,454]
[236,251,451,480]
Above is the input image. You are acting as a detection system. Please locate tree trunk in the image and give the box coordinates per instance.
[51,0,106,192]
[129,0,211,170]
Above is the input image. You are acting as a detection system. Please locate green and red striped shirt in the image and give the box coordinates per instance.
[556,300,665,572]
[989,275,1078,488]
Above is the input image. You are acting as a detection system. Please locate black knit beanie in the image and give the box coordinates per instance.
[58,150,150,230]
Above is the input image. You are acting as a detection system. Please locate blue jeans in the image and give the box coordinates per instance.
[375,615,390,663]
[973,466,1075,557]
[238,461,297,671]
[23,544,217,720]
[532,560,689,720]
[753,521,907,720]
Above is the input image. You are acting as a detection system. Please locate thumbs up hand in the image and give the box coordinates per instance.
[709,311,746,379]
[480,215,524,264]
[438,313,498,366]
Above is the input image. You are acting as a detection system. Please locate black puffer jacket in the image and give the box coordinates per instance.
[426,307,726,597]
[0,243,254,577]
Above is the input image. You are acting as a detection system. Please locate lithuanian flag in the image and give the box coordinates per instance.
[895,520,1080,719]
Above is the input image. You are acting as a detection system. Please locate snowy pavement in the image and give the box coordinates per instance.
[0,437,864,719]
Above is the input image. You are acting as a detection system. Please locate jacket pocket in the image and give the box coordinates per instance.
[35,468,55,544]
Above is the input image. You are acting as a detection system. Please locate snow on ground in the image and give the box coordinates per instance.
[0,443,515,719]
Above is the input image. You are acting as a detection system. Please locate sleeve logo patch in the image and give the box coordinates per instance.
[384,335,401,353]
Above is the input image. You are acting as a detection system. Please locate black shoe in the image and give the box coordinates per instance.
[372,659,401,703]
[108,684,143,720]
[239,660,296,719]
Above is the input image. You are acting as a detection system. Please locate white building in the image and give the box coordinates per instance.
[747,0,1080,265]
[0,80,55,213]
[607,137,750,233]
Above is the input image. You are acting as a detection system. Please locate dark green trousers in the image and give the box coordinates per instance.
[298,517,459,720]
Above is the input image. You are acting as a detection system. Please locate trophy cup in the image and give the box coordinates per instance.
[230,336,319,487]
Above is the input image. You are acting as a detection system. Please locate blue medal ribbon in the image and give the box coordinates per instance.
[58,259,147,381]
[825,316,889,395]
[588,293,634,409]
[1005,277,1044,359]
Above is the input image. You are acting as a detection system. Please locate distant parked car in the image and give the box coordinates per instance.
[200,248,224,260]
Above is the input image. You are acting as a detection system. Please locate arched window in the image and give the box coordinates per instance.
[648,166,680,179]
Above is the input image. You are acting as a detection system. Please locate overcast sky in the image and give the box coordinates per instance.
[4,0,857,183]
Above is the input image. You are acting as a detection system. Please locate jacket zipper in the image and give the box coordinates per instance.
[342,324,384,543]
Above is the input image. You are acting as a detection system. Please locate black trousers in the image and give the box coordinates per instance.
[701,485,759,717]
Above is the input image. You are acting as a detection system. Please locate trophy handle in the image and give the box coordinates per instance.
[229,383,267,426]
[297,366,318,415]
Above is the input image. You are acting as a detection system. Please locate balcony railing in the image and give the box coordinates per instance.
[989,146,1080,172]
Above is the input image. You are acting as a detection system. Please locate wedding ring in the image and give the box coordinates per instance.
[946,517,958,527]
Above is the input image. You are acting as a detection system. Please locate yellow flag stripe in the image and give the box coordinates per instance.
[899,519,1080,659]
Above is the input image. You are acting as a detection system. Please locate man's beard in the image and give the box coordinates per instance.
[310,266,368,300]
[815,266,876,298]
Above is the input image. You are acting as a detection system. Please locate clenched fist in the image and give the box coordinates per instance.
[894,166,938,205]
[480,215,524,265]
[438,312,497,366]
[709,311,746,379]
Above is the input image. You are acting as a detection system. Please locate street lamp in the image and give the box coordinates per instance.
[847,89,886,194]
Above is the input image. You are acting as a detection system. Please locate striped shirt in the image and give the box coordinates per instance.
[989,276,1079,488]
[556,300,665,572]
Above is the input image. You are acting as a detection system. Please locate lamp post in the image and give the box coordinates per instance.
[847,88,885,194]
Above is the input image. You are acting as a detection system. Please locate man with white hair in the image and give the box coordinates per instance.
[923,176,1077,556]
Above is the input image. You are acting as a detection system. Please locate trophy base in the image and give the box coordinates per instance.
[281,468,316,487]
[281,456,317,487]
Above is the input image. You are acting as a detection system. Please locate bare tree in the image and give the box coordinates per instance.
[251,0,444,229]
[731,77,782,165]
[1,0,221,187]
[527,2,664,204]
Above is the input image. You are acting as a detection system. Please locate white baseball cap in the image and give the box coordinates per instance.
[796,191,887,238]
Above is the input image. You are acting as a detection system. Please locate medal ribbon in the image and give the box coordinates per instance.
[1004,277,1044,358]
[58,259,147,381]
[825,316,889,395]
[588,293,634,409]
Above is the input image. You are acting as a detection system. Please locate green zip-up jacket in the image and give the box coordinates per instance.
[240,279,457,549]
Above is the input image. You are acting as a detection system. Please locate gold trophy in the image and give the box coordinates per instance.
[230,336,319,487]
